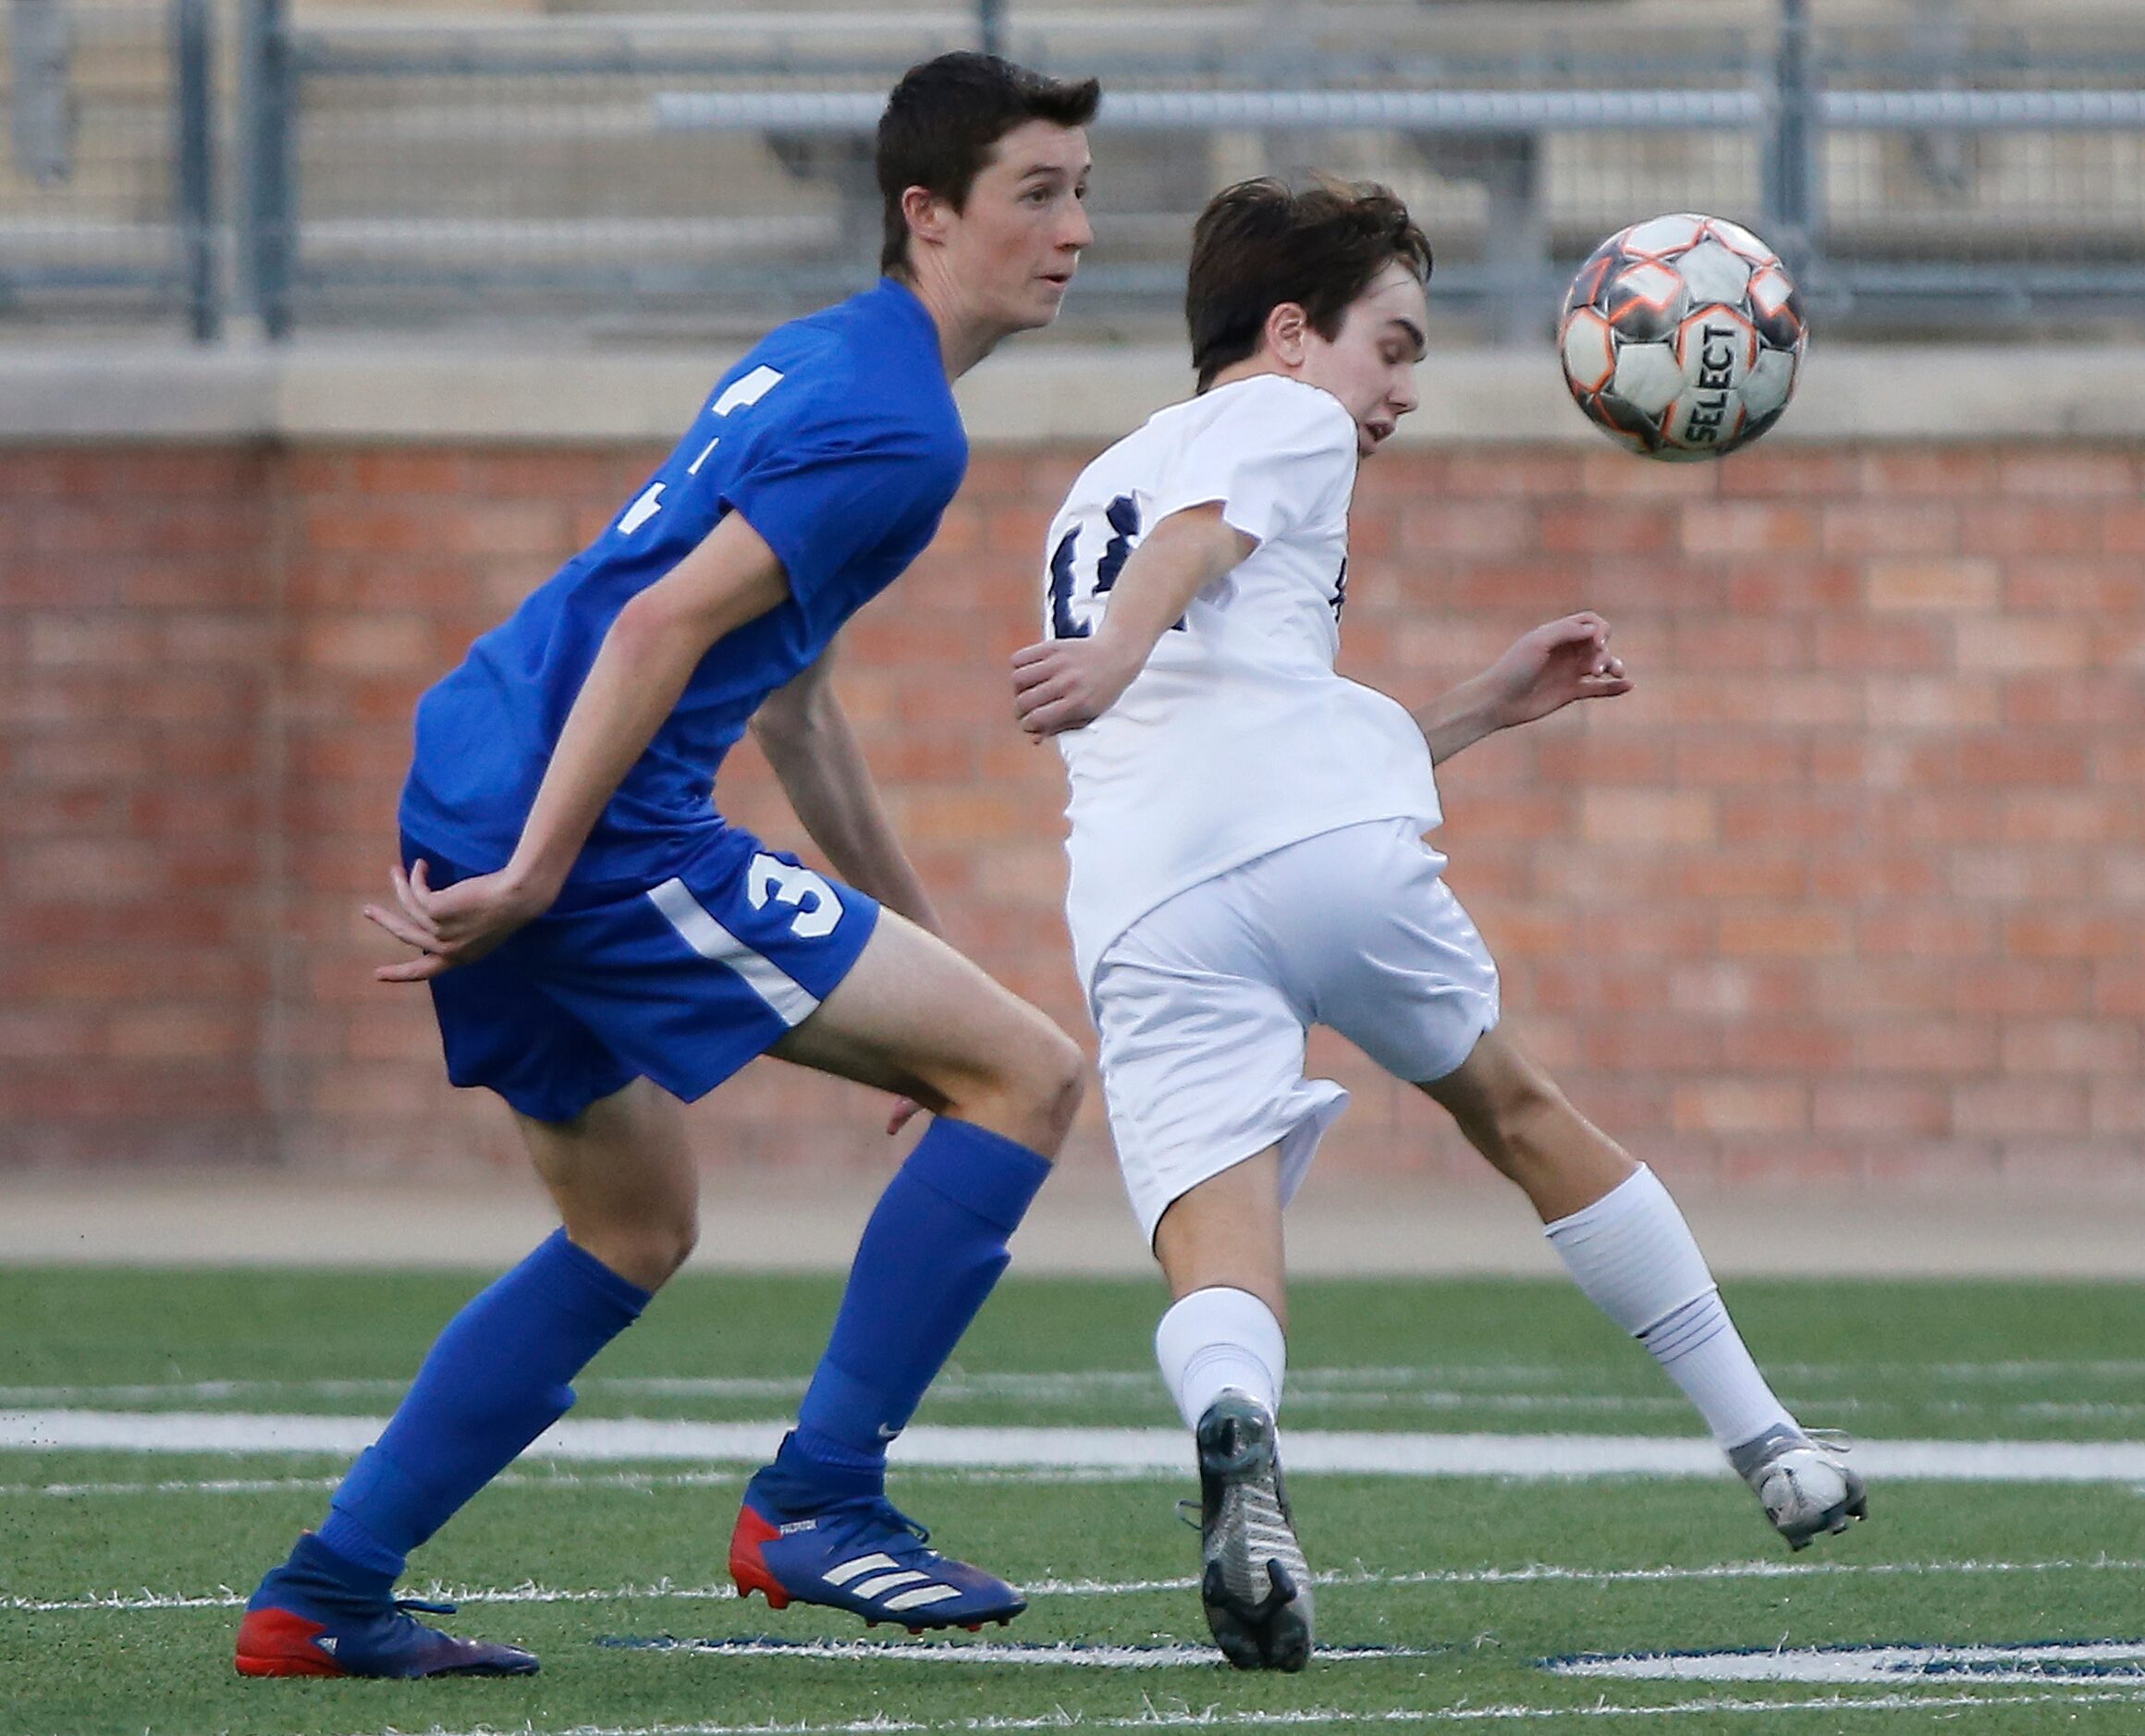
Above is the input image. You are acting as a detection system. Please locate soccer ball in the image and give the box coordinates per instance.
[1558,213,1807,461]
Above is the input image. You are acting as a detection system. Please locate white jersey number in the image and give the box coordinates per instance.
[1047,494,1143,640]
[618,364,787,536]
[747,853,842,939]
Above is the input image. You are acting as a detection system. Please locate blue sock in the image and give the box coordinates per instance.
[777,1119,1050,1504]
[314,1230,649,1579]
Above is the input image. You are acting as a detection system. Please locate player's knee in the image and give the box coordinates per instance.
[581,1210,698,1292]
[662,1213,702,1277]
[1028,1026,1086,1148]
[987,1017,1085,1156]
[636,1221,699,1289]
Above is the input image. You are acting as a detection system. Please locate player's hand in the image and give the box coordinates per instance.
[362,859,556,983]
[1010,635,1141,736]
[1481,612,1632,730]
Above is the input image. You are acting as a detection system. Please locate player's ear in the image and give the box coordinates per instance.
[1263,301,1312,368]
[901,184,952,254]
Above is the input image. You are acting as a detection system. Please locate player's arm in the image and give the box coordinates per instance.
[1011,502,1253,736]
[1411,611,1633,765]
[751,645,944,936]
[366,513,791,981]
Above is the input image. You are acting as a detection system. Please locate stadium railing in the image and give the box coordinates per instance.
[6,0,2145,341]
[0,0,217,337]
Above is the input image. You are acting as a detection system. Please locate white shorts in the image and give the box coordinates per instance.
[1091,818,1502,1244]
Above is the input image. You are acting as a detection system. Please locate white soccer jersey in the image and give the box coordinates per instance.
[1047,373,1444,990]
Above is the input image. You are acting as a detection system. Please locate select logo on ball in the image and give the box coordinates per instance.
[1558,213,1807,461]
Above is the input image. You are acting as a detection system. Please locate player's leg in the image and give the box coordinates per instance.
[520,1073,700,1290]
[1154,1143,1288,1331]
[471,832,1075,1632]
[724,906,1084,1629]
[1295,822,1864,1552]
[239,943,670,1678]
[1095,868,1340,1671]
[322,1085,685,1562]
[763,901,1084,1150]
[1151,1153,1314,1671]
[1417,1023,1866,1548]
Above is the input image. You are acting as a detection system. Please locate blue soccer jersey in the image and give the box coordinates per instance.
[398,276,966,886]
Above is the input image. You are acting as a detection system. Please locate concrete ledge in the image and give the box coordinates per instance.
[0,348,278,441]
[6,1167,2145,1278]
[6,340,2145,446]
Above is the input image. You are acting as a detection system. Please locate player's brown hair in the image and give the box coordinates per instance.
[1186,177,1434,389]
[876,53,1101,276]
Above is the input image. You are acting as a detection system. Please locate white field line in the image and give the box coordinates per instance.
[0,1367,1561,1404]
[6,1582,746,1613]
[9,1410,2145,1482]
[1271,1393,1692,1417]
[1796,1360,2145,1383]
[306,1687,2145,1734]
[0,1368,1687,1414]
[0,1386,1692,1421]
[11,1358,2145,1411]
[0,1378,415,1405]
[0,1473,346,1498]
[0,1466,1167,1499]
[1031,1555,2145,1597]
[16,1554,2145,1615]
[2018,1401,2145,1422]
[613,1638,1433,1668]
[1553,1638,2145,1685]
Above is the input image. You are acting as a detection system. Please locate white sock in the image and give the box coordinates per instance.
[1154,1287,1286,1432]
[1544,1165,1796,1451]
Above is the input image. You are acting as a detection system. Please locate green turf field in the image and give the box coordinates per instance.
[5,1268,2145,1733]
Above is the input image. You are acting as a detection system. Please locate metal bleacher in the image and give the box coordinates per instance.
[5,0,2145,341]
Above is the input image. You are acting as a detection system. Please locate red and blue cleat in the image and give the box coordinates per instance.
[234,1533,540,1679]
[729,1464,1025,1634]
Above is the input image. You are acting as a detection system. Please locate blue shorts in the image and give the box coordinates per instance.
[411,825,881,1124]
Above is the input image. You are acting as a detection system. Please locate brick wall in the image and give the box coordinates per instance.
[1,449,278,1167]
[4,437,2142,1188]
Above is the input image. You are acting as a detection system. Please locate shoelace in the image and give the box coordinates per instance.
[1805,1427,1857,1457]
[394,1596,458,1617]
[830,1498,931,1549]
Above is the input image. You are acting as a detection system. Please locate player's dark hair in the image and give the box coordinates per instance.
[876,53,1101,276]
[1186,177,1434,390]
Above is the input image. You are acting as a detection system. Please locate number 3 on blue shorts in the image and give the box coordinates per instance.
[747,854,842,939]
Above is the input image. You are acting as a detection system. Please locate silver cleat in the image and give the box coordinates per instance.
[1729,1424,1869,1550]
[1194,1392,1314,1671]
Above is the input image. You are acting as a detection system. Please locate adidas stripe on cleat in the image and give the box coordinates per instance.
[235,1533,539,1680]
[729,1472,1025,1632]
